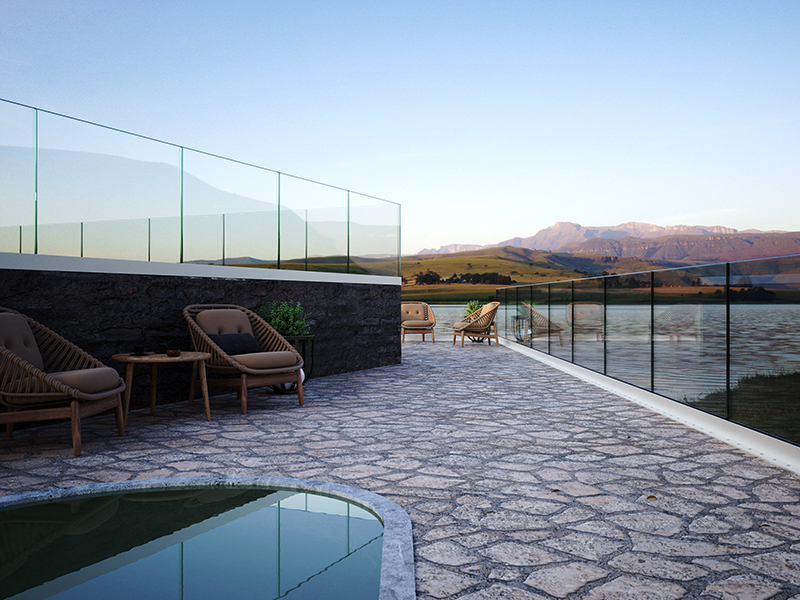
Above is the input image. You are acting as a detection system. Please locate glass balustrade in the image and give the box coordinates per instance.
[499,254,800,446]
[0,98,400,276]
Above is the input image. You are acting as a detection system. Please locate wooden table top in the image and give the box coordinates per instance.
[111,351,211,364]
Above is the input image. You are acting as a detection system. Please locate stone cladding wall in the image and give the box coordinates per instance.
[0,268,401,410]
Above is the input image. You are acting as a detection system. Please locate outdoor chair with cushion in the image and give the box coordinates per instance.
[452,301,500,347]
[654,304,701,342]
[0,308,125,456]
[183,304,304,415]
[518,303,565,346]
[400,302,436,343]
[566,302,605,341]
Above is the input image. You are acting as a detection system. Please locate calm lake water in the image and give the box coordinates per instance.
[421,303,800,403]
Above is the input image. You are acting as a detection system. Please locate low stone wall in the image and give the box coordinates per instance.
[0,260,400,411]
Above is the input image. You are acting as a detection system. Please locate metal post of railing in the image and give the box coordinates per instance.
[570,280,575,364]
[147,218,151,262]
[725,262,731,420]
[650,271,655,392]
[529,284,534,348]
[276,173,281,270]
[304,209,308,271]
[346,191,351,274]
[397,204,402,277]
[80,222,84,257]
[603,275,607,375]
[547,284,552,355]
[179,147,184,264]
[33,109,38,255]
[18,226,22,254]
[222,213,226,266]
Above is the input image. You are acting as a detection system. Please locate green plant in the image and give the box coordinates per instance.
[259,301,310,336]
[464,299,482,316]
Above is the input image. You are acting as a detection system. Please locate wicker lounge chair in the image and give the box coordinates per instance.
[567,302,604,340]
[654,304,701,341]
[183,304,304,416]
[0,308,125,456]
[400,302,436,343]
[452,302,500,347]
[518,303,565,346]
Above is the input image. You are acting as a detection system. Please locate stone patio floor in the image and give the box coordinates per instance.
[2,341,800,599]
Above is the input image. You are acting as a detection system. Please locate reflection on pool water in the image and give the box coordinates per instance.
[0,487,383,600]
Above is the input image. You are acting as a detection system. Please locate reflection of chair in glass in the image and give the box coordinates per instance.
[654,304,700,341]
[517,303,564,346]
[183,304,304,414]
[400,302,436,343]
[0,308,126,457]
[453,302,500,347]
[567,302,604,340]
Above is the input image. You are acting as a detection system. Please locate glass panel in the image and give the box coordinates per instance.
[83,218,150,261]
[149,216,181,263]
[278,207,308,270]
[0,225,22,253]
[728,255,800,444]
[653,264,727,415]
[306,207,348,273]
[571,278,605,372]
[548,282,572,362]
[0,102,35,242]
[37,221,81,257]
[348,199,399,276]
[224,210,278,267]
[183,214,224,264]
[605,273,652,391]
[36,112,181,230]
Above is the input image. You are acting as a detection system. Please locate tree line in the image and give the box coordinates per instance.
[413,270,515,285]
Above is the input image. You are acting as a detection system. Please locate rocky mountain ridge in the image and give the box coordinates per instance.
[418,221,744,254]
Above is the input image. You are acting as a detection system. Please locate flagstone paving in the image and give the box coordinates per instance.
[2,341,800,599]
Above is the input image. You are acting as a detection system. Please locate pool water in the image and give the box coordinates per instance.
[0,487,383,600]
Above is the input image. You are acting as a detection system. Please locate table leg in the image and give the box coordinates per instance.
[150,363,158,415]
[122,363,135,426]
[198,360,211,421]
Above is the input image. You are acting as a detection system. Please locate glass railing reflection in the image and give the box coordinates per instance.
[498,254,800,446]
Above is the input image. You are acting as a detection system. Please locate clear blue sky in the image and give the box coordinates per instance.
[2,0,799,254]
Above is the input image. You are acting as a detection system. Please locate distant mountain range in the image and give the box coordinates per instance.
[416,221,800,264]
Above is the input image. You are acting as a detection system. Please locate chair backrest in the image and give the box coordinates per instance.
[196,309,254,336]
[480,302,498,317]
[0,312,44,370]
[401,303,432,323]
[567,302,604,326]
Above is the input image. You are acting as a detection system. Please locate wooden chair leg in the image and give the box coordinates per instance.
[70,400,82,457]
[431,330,435,343]
[240,374,248,414]
[114,393,125,437]
[296,371,304,406]
[188,361,198,406]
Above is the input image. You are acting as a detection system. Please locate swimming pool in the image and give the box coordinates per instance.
[0,477,415,600]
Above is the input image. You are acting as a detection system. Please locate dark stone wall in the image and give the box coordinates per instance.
[0,268,401,410]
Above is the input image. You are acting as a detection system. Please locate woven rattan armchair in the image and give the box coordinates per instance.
[0,308,125,456]
[452,301,500,347]
[518,303,565,346]
[183,304,304,416]
[400,302,436,343]
[566,302,604,341]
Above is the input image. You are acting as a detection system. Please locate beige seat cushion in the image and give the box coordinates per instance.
[231,351,298,371]
[401,304,427,322]
[196,309,254,336]
[402,320,433,329]
[453,320,470,332]
[0,313,44,370]
[50,367,121,395]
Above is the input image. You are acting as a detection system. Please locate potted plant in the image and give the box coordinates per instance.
[259,301,314,389]
[463,300,485,343]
